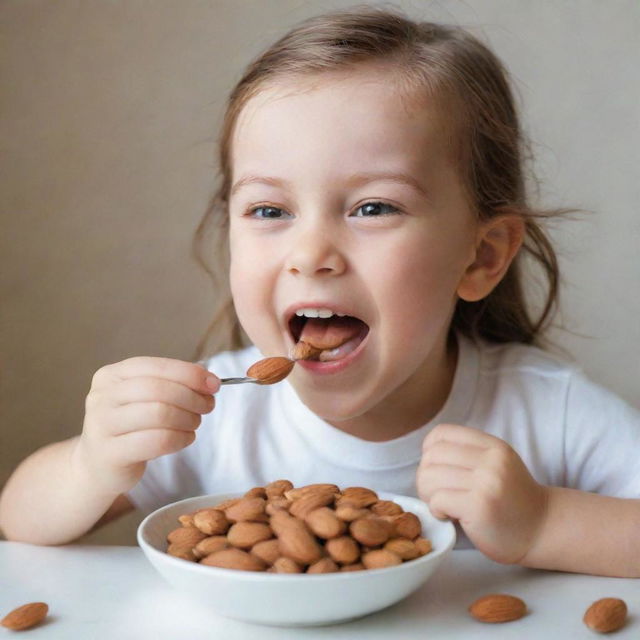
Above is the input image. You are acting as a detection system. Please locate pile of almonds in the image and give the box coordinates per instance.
[166,481,432,573]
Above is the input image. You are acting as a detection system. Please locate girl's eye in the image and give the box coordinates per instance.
[248,205,292,220]
[351,201,399,217]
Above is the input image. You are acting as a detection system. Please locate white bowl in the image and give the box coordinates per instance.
[137,491,455,627]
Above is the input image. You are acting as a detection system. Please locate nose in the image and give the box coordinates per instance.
[284,221,347,277]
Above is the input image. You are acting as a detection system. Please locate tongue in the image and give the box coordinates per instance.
[299,317,364,350]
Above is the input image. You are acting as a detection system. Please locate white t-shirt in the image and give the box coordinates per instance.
[127,333,640,548]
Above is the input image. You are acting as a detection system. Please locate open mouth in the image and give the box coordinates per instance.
[288,310,370,363]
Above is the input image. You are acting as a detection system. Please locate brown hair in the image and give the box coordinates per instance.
[193,7,565,358]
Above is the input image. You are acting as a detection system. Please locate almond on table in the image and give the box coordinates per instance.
[1,602,49,631]
[583,598,627,633]
[468,594,527,623]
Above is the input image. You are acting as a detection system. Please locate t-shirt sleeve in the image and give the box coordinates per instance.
[563,370,640,498]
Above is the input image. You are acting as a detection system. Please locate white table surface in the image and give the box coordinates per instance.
[1,542,637,638]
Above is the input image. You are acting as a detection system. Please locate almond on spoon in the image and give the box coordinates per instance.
[246,356,295,384]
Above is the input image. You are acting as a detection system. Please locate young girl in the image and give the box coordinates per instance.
[1,9,639,577]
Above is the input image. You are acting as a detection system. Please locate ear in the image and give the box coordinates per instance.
[457,214,525,302]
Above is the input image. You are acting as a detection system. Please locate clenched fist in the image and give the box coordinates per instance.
[417,423,549,564]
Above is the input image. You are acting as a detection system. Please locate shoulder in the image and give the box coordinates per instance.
[468,335,639,421]
[462,336,579,421]
[474,338,579,382]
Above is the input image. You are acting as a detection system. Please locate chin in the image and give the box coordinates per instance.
[293,386,372,424]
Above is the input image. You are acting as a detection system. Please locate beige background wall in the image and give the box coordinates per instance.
[1,1,638,545]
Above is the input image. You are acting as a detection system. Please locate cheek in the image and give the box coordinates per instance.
[229,229,283,350]
[372,232,471,334]
[228,225,265,305]
[228,229,257,319]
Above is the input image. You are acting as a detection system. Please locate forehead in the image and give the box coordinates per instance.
[231,68,456,178]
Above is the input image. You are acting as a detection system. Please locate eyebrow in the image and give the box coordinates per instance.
[347,172,429,198]
[230,171,429,198]
[230,175,290,196]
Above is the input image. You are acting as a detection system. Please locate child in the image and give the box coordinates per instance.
[1,8,638,577]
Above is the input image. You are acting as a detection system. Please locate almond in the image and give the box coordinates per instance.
[415,537,433,556]
[266,497,291,515]
[370,500,404,516]
[469,594,527,623]
[193,535,228,559]
[265,479,294,499]
[1,602,49,631]
[289,491,336,519]
[307,557,339,574]
[244,486,267,498]
[341,562,365,572]
[270,510,323,565]
[305,507,346,539]
[251,539,281,565]
[213,497,240,511]
[246,356,294,384]
[284,484,340,501]
[335,504,371,522]
[271,557,302,573]
[338,487,379,508]
[178,513,195,527]
[350,517,393,547]
[583,598,627,633]
[292,341,323,360]
[391,512,422,539]
[193,508,230,535]
[227,522,273,549]
[224,497,267,523]
[167,542,198,561]
[362,549,402,570]
[325,535,361,565]
[166,526,207,546]
[201,548,266,572]
[384,537,420,560]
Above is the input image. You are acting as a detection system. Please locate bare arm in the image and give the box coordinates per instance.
[520,487,640,578]
[0,357,218,546]
[0,436,131,545]
[418,423,640,577]
[90,493,135,532]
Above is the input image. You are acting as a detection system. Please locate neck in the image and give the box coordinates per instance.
[326,334,458,442]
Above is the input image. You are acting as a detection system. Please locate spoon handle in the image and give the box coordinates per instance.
[219,377,258,385]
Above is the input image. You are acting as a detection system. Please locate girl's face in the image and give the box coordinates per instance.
[228,68,478,432]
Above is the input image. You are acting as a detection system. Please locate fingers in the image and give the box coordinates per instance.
[417,463,472,500]
[418,429,480,521]
[422,423,500,452]
[111,428,197,465]
[106,377,215,415]
[419,440,482,471]
[92,357,220,395]
[108,402,203,436]
[427,489,469,521]
[416,458,472,521]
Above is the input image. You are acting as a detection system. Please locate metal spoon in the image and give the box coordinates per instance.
[219,376,261,386]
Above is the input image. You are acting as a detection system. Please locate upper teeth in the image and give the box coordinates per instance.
[295,307,346,318]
